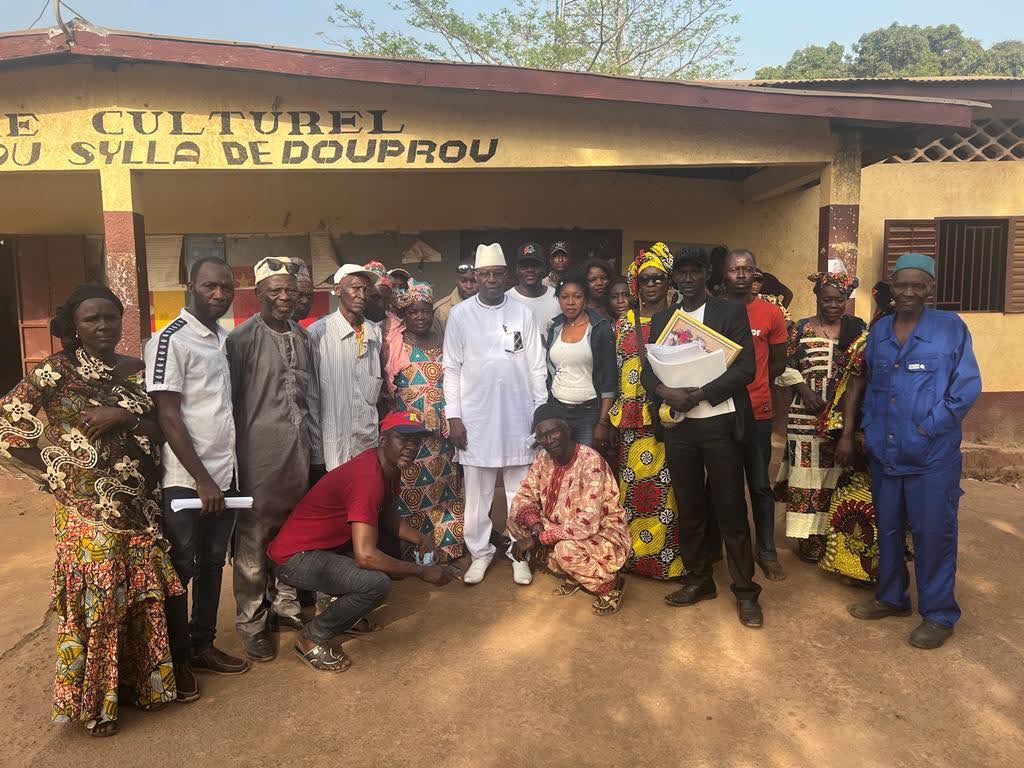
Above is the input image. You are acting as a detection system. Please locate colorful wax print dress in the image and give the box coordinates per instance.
[392,337,465,561]
[608,310,684,580]
[0,349,182,728]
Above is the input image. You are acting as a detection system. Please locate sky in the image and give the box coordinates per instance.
[1,0,1021,77]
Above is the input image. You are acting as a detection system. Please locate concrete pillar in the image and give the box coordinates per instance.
[818,131,862,276]
[100,170,149,357]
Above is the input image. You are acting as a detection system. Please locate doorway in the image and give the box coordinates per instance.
[0,237,22,391]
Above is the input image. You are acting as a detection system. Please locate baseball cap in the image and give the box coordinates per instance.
[332,263,377,285]
[380,410,433,435]
[549,240,570,257]
[517,242,546,265]
[388,268,412,281]
[673,247,710,270]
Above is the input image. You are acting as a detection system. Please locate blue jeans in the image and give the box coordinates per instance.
[277,550,390,644]
[556,398,600,447]
[743,419,778,561]
[162,486,236,662]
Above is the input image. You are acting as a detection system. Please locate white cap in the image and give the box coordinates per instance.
[474,243,506,270]
[333,263,377,285]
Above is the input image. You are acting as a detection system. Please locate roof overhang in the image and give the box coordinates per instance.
[0,26,986,130]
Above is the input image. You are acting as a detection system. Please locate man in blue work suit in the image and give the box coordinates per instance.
[847,253,981,650]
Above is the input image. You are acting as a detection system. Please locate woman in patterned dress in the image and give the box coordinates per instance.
[608,244,684,580]
[777,272,866,563]
[385,280,465,561]
[0,284,181,736]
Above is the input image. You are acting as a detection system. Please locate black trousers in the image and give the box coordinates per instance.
[664,414,761,601]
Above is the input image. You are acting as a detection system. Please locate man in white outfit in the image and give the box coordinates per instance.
[443,243,548,585]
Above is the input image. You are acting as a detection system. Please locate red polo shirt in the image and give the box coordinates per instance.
[267,448,392,565]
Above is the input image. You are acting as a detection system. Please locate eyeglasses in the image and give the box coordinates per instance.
[456,264,474,274]
[636,275,667,286]
[257,257,301,275]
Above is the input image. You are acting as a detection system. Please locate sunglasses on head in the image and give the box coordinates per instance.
[637,275,666,286]
[258,257,301,275]
[456,264,474,274]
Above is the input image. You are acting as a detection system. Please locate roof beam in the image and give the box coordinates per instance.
[742,164,823,203]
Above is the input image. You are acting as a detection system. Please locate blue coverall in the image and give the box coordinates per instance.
[862,308,982,627]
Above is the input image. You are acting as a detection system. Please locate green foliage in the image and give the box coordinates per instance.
[756,23,1023,80]
[324,0,740,79]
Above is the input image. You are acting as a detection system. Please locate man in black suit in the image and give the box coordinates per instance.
[640,247,763,627]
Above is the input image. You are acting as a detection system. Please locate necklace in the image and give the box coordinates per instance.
[566,315,588,328]
[816,318,840,341]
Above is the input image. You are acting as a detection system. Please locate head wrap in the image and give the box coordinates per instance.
[627,242,673,297]
[49,283,125,348]
[396,279,433,309]
[808,271,859,297]
[295,261,312,284]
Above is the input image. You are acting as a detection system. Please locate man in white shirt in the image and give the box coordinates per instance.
[506,242,560,341]
[306,263,383,477]
[444,243,548,585]
[146,257,249,699]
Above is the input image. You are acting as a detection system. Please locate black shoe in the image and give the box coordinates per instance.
[738,599,764,628]
[848,599,913,621]
[909,620,954,650]
[758,558,787,582]
[664,582,717,607]
[242,631,276,662]
[268,612,305,633]
[191,644,252,675]
[174,661,200,703]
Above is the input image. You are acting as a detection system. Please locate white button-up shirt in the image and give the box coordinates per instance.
[145,309,237,491]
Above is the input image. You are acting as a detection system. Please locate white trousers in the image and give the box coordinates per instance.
[462,464,531,562]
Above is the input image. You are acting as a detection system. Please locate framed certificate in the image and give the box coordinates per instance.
[652,309,742,367]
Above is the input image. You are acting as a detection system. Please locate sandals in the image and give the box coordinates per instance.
[343,616,380,636]
[592,578,626,616]
[86,719,118,737]
[553,578,582,597]
[293,642,351,673]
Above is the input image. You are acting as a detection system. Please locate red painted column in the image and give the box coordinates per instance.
[103,210,150,358]
[817,203,860,275]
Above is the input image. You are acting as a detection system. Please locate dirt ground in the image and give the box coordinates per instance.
[2,467,1023,768]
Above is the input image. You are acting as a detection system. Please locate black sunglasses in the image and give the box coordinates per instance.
[637,275,667,286]
[259,257,301,275]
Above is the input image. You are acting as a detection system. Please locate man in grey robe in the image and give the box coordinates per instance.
[227,256,316,662]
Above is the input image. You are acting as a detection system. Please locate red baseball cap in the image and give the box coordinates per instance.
[380,410,432,435]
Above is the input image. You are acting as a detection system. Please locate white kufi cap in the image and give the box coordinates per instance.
[474,243,506,270]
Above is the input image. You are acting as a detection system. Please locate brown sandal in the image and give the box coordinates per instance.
[293,641,351,673]
[553,578,582,596]
[86,719,118,737]
[343,616,380,635]
[592,578,626,615]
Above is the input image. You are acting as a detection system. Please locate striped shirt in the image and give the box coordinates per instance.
[306,310,383,470]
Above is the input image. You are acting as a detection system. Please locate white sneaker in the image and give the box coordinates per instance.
[463,558,491,585]
[512,560,533,586]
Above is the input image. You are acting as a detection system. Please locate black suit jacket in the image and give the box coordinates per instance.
[640,295,756,441]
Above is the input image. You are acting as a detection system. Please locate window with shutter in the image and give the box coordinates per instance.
[882,219,937,277]
[1007,217,1024,314]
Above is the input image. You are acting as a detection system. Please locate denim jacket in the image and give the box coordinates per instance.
[545,308,617,401]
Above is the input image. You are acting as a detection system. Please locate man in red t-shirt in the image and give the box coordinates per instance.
[268,411,453,672]
[724,249,789,581]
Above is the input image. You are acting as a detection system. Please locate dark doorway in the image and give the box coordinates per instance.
[0,237,22,392]
[460,229,622,275]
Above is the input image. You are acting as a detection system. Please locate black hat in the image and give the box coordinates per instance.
[532,401,569,431]
[674,247,710,270]
[517,242,546,266]
[549,240,570,257]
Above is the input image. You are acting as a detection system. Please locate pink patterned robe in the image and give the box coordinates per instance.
[509,445,632,594]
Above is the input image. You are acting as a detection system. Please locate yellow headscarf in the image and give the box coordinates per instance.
[628,242,674,297]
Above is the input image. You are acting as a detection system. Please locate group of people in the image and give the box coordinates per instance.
[0,236,980,737]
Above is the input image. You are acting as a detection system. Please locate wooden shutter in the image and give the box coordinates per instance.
[1006,216,1024,313]
[882,219,938,279]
